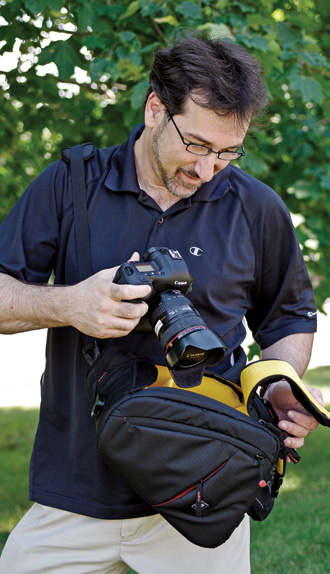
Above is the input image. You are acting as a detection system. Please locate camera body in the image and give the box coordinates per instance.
[113,247,193,302]
[114,247,226,384]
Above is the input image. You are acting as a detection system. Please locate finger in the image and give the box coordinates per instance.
[278,412,318,441]
[129,251,140,262]
[284,435,305,450]
[96,317,142,339]
[110,282,151,303]
[287,409,319,432]
[305,385,325,408]
[114,300,149,320]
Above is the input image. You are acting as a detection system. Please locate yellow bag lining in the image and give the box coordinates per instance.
[150,365,249,415]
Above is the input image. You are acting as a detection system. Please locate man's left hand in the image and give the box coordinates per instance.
[264,379,325,450]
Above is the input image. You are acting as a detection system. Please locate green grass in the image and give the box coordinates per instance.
[0,407,39,553]
[250,366,330,574]
[0,366,329,573]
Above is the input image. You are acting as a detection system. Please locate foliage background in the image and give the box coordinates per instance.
[0,0,329,308]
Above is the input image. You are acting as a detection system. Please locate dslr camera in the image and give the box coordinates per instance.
[113,247,227,375]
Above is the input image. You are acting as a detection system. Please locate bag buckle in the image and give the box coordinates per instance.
[91,393,107,419]
[83,341,100,366]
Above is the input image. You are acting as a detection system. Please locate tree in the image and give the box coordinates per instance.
[0,0,329,309]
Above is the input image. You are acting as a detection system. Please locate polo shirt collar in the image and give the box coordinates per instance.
[104,123,231,202]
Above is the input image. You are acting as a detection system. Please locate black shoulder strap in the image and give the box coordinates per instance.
[61,142,95,281]
[61,142,101,361]
[61,142,122,364]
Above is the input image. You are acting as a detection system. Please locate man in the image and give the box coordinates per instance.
[0,36,323,574]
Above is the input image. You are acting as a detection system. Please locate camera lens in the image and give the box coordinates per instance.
[148,290,226,371]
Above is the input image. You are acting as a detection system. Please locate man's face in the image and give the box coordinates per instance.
[148,97,249,201]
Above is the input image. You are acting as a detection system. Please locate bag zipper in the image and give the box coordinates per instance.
[153,459,230,511]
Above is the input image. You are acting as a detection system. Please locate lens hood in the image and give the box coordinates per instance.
[166,328,226,372]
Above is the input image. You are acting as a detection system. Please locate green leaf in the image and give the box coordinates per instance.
[277,22,303,49]
[246,14,274,27]
[119,0,141,21]
[154,15,179,26]
[47,0,66,10]
[89,59,111,82]
[289,74,324,104]
[240,152,268,177]
[260,50,284,74]
[25,0,49,14]
[236,33,269,52]
[299,50,329,69]
[176,2,201,20]
[140,0,159,17]
[116,58,144,83]
[288,180,320,200]
[76,5,95,32]
[198,23,235,41]
[320,169,330,191]
[130,79,149,110]
[118,31,137,44]
[38,40,83,79]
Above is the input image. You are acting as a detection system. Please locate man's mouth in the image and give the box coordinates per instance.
[180,169,201,185]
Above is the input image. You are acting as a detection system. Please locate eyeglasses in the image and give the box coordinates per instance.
[168,112,246,161]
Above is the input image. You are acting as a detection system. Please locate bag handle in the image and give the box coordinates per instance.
[240,359,330,427]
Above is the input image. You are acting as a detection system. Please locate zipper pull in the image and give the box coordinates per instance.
[191,482,209,517]
[256,454,267,488]
[195,482,203,517]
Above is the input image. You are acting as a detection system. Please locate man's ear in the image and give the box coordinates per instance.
[144,92,166,127]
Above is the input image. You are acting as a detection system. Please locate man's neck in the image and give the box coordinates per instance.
[134,133,181,212]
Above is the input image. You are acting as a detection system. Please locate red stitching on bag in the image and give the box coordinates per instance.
[153,459,230,507]
[97,372,108,383]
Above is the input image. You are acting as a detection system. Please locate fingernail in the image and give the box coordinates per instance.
[288,411,295,419]
[279,422,287,430]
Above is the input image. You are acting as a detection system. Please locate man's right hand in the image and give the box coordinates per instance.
[0,252,151,337]
[66,266,151,339]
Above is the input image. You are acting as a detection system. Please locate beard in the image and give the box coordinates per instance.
[151,120,203,199]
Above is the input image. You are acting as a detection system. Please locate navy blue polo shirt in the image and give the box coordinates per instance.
[0,124,317,519]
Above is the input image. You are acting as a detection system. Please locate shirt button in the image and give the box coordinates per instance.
[158,217,164,224]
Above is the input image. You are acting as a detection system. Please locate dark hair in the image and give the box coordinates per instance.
[146,35,268,127]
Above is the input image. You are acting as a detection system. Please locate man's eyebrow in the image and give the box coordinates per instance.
[183,130,212,145]
[183,130,243,150]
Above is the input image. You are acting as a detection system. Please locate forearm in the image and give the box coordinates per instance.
[261,332,314,377]
[0,273,72,334]
[0,267,151,338]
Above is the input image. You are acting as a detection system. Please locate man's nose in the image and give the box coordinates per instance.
[194,153,227,182]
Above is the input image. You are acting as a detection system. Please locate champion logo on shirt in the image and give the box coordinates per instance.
[189,247,203,256]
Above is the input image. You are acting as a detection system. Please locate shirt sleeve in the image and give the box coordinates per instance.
[245,190,317,349]
[0,160,67,283]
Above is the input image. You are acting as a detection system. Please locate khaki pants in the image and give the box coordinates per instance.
[0,504,250,574]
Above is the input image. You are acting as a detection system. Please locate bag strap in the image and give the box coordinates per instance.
[240,359,330,427]
[61,142,103,360]
[61,143,94,281]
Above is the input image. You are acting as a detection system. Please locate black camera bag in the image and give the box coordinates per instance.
[86,346,279,549]
[85,346,330,549]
